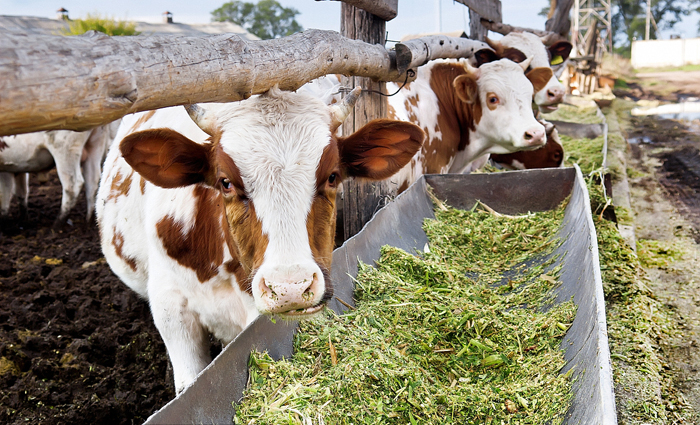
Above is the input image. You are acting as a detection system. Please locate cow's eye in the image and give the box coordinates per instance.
[489,96,499,105]
[328,172,338,186]
[220,178,233,191]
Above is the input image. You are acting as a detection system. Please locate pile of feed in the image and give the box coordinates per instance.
[545,102,604,124]
[235,199,576,424]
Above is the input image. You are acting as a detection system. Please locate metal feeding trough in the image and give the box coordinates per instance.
[145,166,616,425]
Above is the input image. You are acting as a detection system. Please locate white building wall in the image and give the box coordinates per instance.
[632,38,700,68]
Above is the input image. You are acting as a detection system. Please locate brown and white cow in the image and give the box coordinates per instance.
[476,32,572,113]
[490,119,563,169]
[95,87,423,392]
[386,58,553,191]
[0,122,120,226]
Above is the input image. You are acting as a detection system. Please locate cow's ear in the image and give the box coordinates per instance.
[120,128,212,188]
[338,119,423,180]
[501,47,528,64]
[525,67,553,93]
[548,41,572,64]
[474,49,499,67]
[453,73,479,105]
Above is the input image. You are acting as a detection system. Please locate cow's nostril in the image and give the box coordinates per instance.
[524,132,533,140]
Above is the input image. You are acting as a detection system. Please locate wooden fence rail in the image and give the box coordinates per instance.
[0,29,486,137]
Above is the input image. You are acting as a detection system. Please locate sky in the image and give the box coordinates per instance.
[0,0,698,40]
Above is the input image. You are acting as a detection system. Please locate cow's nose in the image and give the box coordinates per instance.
[547,87,565,103]
[255,264,325,315]
[524,127,546,146]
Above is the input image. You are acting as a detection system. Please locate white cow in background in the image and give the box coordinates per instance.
[0,120,120,227]
[477,32,572,113]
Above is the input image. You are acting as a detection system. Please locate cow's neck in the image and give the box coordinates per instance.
[422,63,479,174]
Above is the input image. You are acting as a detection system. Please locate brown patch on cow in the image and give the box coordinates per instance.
[222,195,268,292]
[306,193,336,274]
[139,175,146,194]
[397,180,409,194]
[112,229,138,272]
[0,138,8,151]
[491,130,563,169]
[526,67,554,93]
[406,63,484,174]
[106,170,134,202]
[156,186,229,283]
[315,140,340,190]
[387,103,398,120]
[128,110,156,133]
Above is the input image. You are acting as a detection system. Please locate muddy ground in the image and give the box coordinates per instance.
[617,71,700,422]
[0,173,175,424]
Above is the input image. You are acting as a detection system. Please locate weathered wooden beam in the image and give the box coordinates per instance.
[453,0,502,23]
[1,29,400,137]
[394,36,488,74]
[479,18,565,45]
[0,29,490,137]
[315,0,398,21]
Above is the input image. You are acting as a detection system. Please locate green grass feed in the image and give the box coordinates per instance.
[235,202,575,425]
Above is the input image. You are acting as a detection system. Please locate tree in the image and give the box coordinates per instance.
[211,0,303,39]
[612,0,691,52]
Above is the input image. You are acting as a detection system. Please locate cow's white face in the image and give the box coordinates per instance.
[119,87,423,318]
[498,32,572,112]
[454,59,547,155]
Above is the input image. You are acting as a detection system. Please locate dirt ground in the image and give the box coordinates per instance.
[617,72,700,421]
[0,173,175,424]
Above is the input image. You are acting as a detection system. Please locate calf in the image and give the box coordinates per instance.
[480,32,572,113]
[96,87,423,392]
[0,122,119,226]
[490,119,563,169]
[386,58,552,191]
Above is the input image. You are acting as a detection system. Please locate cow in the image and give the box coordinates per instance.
[490,119,563,169]
[0,121,120,227]
[95,86,424,393]
[385,57,553,192]
[476,32,572,113]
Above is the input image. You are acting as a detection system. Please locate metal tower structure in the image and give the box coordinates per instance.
[572,0,613,61]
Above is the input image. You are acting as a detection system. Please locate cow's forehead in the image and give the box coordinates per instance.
[478,60,533,100]
[216,88,332,182]
[500,32,549,68]
[215,88,333,241]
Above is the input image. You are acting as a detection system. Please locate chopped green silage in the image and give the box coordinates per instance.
[556,101,697,423]
[544,103,604,124]
[235,203,576,424]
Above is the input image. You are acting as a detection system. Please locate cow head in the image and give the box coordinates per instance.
[490,120,563,169]
[485,32,572,113]
[453,59,548,154]
[119,87,423,318]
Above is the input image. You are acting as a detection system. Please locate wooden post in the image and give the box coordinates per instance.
[469,9,488,41]
[340,4,389,242]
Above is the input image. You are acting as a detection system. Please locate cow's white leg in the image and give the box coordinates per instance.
[50,147,85,227]
[148,282,211,393]
[14,173,29,218]
[81,134,105,222]
[0,173,15,216]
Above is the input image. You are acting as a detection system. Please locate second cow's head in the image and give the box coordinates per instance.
[119,87,424,318]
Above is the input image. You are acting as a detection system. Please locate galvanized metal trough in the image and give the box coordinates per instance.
[145,166,617,425]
